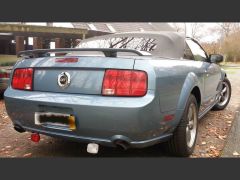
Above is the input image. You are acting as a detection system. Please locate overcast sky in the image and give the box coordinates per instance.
[25,22,221,43]
[186,23,221,43]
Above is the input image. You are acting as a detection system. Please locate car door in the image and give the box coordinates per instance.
[186,39,222,108]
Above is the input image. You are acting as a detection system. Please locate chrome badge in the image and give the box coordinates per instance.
[58,72,71,88]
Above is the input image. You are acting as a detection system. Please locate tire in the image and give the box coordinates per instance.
[212,77,231,111]
[165,94,198,157]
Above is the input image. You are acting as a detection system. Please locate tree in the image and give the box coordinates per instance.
[218,23,233,38]
[221,30,240,62]
[171,23,185,33]
[201,42,220,55]
[190,23,202,40]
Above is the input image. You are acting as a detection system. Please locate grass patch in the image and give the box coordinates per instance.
[221,64,240,74]
[0,55,20,66]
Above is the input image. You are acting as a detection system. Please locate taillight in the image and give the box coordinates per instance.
[12,68,33,90]
[102,69,147,97]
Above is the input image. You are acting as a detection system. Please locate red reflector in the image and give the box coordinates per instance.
[31,133,40,143]
[102,69,147,97]
[164,114,174,121]
[12,68,33,90]
[55,57,78,63]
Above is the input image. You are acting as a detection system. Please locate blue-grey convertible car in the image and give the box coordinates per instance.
[4,32,231,156]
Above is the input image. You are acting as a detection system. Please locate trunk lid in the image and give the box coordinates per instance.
[18,56,135,95]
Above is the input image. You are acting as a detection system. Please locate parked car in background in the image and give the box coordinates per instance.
[4,32,231,156]
[0,55,19,95]
[0,67,11,95]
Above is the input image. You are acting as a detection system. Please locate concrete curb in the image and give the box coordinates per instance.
[221,108,240,157]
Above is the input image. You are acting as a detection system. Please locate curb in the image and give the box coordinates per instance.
[221,108,240,157]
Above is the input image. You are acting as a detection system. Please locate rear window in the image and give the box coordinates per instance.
[77,37,157,52]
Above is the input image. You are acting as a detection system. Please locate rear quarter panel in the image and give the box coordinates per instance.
[134,58,206,124]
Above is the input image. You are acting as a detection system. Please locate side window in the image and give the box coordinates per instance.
[186,39,208,61]
[183,43,194,60]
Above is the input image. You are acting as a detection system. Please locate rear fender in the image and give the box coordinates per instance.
[221,68,227,80]
[216,68,227,92]
[173,72,201,127]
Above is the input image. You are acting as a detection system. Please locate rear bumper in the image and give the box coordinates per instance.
[18,125,172,148]
[4,88,175,148]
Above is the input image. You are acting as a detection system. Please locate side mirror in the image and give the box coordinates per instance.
[209,54,223,64]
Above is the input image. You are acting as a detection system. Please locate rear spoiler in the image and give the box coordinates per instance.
[17,48,151,58]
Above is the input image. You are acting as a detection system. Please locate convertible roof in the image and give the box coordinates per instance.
[80,31,186,59]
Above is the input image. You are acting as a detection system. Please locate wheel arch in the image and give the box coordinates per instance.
[221,69,227,79]
[191,86,201,109]
[173,72,202,127]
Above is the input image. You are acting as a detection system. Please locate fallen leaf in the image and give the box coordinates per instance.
[23,153,32,157]
[210,146,216,150]
[233,151,240,156]
[201,141,207,145]
[218,135,227,140]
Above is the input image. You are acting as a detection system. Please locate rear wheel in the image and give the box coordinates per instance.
[165,94,198,157]
[212,77,231,111]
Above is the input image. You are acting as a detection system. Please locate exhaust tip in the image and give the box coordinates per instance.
[14,125,25,133]
[114,140,130,150]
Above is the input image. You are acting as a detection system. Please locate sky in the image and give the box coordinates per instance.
[25,22,221,43]
[186,23,221,43]
[169,23,221,43]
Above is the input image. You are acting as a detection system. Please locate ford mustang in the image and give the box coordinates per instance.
[4,32,231,156]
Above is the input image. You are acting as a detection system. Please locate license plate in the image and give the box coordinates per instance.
[34,112,76,130]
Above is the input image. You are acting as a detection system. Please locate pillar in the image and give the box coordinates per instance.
[33,37,43,49]
[15,36,24,54]
[55,38,65,48]
[55,38,66,56]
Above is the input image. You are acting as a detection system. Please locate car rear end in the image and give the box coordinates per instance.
[4,54,175,149]
[5,32,186,149]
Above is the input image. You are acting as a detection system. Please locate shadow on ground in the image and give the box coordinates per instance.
[30,138,169,157]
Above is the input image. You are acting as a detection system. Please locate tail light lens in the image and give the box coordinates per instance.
[102,69,147,97]
[12,68,33,90]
